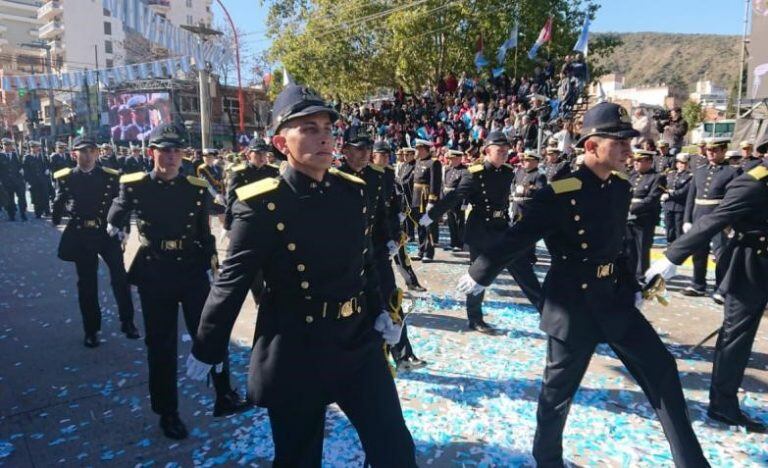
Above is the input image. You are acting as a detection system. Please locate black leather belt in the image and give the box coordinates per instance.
[139,236,197,252]
[266,290,366,323]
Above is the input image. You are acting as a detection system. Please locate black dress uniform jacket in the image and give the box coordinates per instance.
[443,164,467,195]
[52,167,120,261]
[122,156,146,175]
[543,160,571,183]
[193,165,385,407]
[339,163,394,247]
[97,154,121,171]
[684,162,740,223]
[511,167,547,222]
[411,157,442,210]
[395,159,416,212]
[107,171,216,285]
[629,169,665,224]
[49,152,75,173]
[468,167,641,344]
[224,162,279,230]
[664,169,692,213]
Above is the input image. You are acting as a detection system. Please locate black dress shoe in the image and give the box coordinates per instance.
[396,355,428,371]
[410,255,423,261]
[468,320,498,335]
[214,390,250,417]
[421,257,433,264]
[407,284,427,292]
[121,321,140,339]
[159,412,188,439]
[682,287,706,297]
[708,408,767,433]
[712,293,725,305]
[84,333,100,348]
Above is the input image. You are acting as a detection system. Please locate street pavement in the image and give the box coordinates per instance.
[0,214,766,467]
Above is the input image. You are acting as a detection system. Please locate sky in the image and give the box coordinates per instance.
[212,0,748,63]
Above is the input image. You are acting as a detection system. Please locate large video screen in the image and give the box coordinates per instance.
[107,92,172,142]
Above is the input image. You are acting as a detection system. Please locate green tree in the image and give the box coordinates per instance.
[681,100,703,130]
[262,0,607,100]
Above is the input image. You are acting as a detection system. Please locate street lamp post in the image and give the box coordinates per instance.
[180,24,223,150]
[21,41,57,142]
[214,0,245,135]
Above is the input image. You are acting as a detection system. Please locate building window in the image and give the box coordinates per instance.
[104,40,113,54]
[104,22,112,35]
[106,59,114,68]
[186,0,192,7]
[103,7,110,16]
[181,95,200,113]
[223,97,241,123]
[187,15,193,25]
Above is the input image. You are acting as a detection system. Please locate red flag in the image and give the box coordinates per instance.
[537,17,553,45]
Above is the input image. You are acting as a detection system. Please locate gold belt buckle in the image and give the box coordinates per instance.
[492,210,504,218]
[596,263,614,279]
[161,240,181,251]
[339,300,354,318]
[83,219,98,228]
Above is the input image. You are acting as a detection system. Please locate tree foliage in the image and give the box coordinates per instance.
[262,0,606,100]
[682,100,703,130]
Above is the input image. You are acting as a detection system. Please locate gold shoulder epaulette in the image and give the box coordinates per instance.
[368,163,385,173]
[187,175,209,188]
[232,163,248,173]
[101,167,119,176]
[385,164,395,171]
[329,167,366,185]
[120,172,148,184]
[268,162,281,170]
[747,165,768,181]
[468,164,484,174]
[550,177,582,194]
[236,177,280,201]
[53,168,72,180]
[611,170,629,181]
[502,163,514,169]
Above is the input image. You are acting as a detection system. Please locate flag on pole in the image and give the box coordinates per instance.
[496,22,519,64]
[474,35,489,71]
[27,75,38,91]
[573,17,590,55]
[527,16,553,60]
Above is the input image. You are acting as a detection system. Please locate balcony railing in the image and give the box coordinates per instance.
[37,1,63,21]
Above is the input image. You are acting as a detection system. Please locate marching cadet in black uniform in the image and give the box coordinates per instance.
[511,150,547,222]
[187,83,416,466]
[122,145,145,174]
[396,147,417,238]
[542,142,571,183]
[411,139,441,262]
[0,138,27,221]
[51,136,138,347]
[662,152,693,243]
[49,141,75,174]
[626,149,666,281]
[371,142,427,369]
[22,141,51,218]
[421,132,544,333]
[197,148,227,226]
[682,138,741,300]
[646,137,768,433]
[457,103,709,467]
[107,123,247,440]
[443,149,468,251]
[739,140,762,171]
[98,143,121,171]
[141,147,154,173]
[224,141,279,304]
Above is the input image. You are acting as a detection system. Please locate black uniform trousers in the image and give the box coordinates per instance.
[664,210,684,244]
[533,314,707,467]
[29,181,50,216]
[137,271,231,415]
[690,231,726,293]
[374,246,415,360]
[3,181,26,217]
[709,292,768,412]
[266,350,417,468]
[467,245,543,322]
[627,220,656,281]
[73,241,135,335]
[393,244,421,288]
[446,206,466,249]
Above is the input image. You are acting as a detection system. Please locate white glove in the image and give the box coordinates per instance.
[683,222,692,233]
[419,214,433,227]
[44,169,50,176]
[426,203,434,212]
[185,353,222,381]
[386,240,399,258]
[644,256,677,284]
[106,223,120,238]
[515,185,525,195]
[660,193,670,202]
[374,312,403,346]
[456,273,485,296]
[215,194,226,206]
[634,291,644,311]
[397,213,406,224]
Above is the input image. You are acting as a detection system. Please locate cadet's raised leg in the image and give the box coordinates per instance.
[268,403,326,468]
